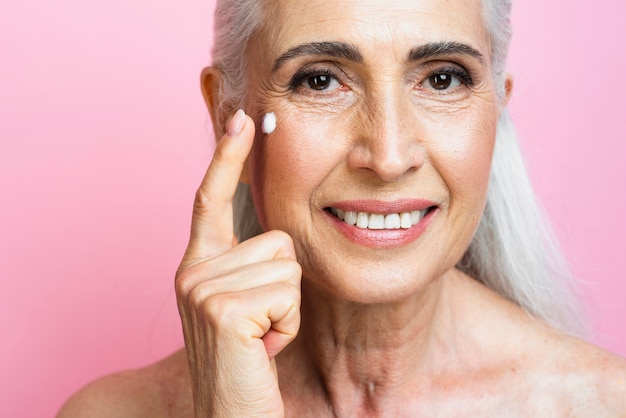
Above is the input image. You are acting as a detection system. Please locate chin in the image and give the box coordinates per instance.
[303,264,436,305]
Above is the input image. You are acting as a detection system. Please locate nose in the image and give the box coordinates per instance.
[347,93,425,183]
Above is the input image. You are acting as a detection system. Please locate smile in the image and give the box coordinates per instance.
[329,208,430,230]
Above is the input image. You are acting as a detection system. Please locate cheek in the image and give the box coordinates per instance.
[432,109,497,212]
[247,110,342,230]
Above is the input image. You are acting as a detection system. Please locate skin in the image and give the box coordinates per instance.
[58,0,626,416]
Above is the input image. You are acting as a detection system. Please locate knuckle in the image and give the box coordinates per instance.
[283,259,303,282]
[176,263,223,306]
[193,187,213,216]
[202,292,241,329]
[187,281,212,306]
[266,229,293,244]
[176,270,244,331]
[174,268,194,296]
[280,281,302,303]
[264,230,297,256]
[175,263,209,295]
[290,259,303,275]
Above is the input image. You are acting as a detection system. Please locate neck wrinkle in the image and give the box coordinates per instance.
[295,271,453,413]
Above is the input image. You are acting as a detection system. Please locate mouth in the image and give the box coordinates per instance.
[326,207,436,230]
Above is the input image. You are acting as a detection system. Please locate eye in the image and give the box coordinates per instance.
[289,67,345,93]
[305,73,341,91]
[418,65,474,94]
[424,73,461,91]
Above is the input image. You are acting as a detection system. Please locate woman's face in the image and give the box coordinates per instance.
[243,0,503,302]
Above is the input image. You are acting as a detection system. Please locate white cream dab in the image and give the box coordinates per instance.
[262,112,276,134]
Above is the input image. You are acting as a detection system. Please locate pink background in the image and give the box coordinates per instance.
[1,1,624,416]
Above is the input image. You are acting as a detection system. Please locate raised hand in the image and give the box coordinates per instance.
[175,109,302,417]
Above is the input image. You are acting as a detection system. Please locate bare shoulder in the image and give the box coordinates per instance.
[456,273,626,414]
[565,337,626,412]
[57,349,192,418]
[528,331,626,416]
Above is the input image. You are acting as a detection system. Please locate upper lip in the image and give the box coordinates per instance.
[325,199,438,214]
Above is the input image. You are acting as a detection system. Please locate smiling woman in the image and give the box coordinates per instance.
[58,0,626,417]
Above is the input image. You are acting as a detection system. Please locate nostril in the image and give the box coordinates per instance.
[346,136,425,183]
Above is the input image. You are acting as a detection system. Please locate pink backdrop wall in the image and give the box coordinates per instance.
[1,1,624,416]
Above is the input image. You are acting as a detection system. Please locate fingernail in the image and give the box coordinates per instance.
[227,109,245,137]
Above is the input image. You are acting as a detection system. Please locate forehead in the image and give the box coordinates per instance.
[261,0,490,60]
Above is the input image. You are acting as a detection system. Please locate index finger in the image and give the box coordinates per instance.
[183,109,255,266]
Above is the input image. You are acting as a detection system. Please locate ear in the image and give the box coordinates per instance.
[502,73,514,107]
[200,66,251,184]
[201,66,228,138]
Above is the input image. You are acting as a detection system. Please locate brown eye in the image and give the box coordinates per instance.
[429,74,453,90]
[306,74,339,91]
[421,71,463,93]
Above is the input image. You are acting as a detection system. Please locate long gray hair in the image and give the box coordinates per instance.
[209,0,586,336]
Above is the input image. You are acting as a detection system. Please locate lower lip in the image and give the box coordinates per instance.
[326,209,436,248]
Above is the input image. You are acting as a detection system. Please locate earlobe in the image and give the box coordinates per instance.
[502,73,514,107]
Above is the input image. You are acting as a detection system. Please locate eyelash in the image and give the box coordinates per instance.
[287,64,475,93]
[288,67,339,92]
[428,66,474,88]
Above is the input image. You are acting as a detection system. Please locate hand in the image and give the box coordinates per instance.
[175,109,302,418]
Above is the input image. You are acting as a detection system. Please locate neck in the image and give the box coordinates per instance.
[303,276,442,380]
[277,269,536,416]
[280,269,475,415]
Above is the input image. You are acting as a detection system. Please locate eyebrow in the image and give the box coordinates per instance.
[408,41,486,66]
[271,40,486,73]
[272,42,362,72]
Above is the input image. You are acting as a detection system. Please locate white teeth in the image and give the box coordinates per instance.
[344,211,357,225]
[384,213,401,229]
[356,212,369,228]
[368,214,385,229]
[411,210,421,225]
[331,208,429,230]
[400,212,412,228]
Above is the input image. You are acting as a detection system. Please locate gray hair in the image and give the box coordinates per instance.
[210,0,586,336]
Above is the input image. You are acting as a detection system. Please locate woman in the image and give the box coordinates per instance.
[59,0,626,416]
